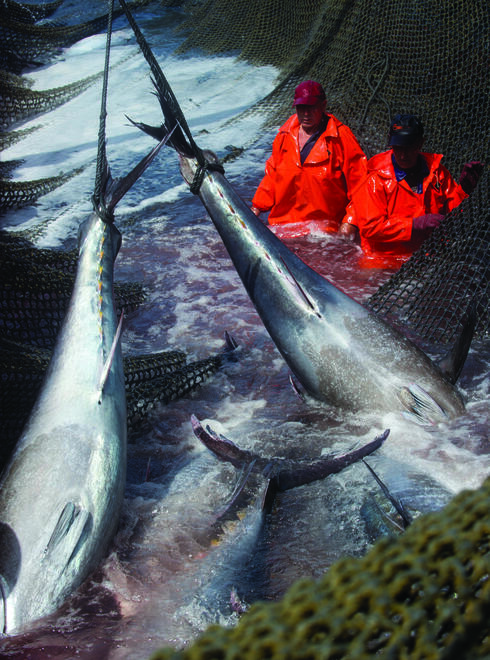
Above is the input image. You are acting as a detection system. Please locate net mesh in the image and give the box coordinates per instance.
[0,0,151,73]
[0,0,64,24]
[0,335,226,466]
[0,69,104,130]
[0,3,488,655]
[0,167,86,211]
[0,231,146,349]
[173,0,489,345]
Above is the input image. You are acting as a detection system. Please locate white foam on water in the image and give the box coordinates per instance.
[2,3,489,657]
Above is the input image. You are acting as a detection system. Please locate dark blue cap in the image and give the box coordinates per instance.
[389,114,424,147]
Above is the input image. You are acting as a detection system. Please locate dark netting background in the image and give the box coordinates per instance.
[165,0,489,345]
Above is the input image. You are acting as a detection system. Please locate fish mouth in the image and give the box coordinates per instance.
[0,574,8,634]
[0,522,21,636]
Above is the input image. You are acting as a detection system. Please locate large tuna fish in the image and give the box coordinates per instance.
[0,132,167,635]
[121,0,470,426]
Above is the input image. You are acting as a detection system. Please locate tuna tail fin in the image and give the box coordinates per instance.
[437,301,477,384]
[92,126,173,224]
[126,113,193,158]
[103,126,175,216]
[118,0,202,161]
[191,415,257,469]
[274,429,390,492]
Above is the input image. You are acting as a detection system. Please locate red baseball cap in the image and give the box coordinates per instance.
[293,80,326,106]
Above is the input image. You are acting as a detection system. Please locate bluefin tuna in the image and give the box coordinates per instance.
[121,0,468,425]
[0,132,168,636]
[137,128,466,424]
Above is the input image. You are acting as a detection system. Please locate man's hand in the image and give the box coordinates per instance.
[338,222,359,241]
[459,161,484,194]
[412,213,444,237]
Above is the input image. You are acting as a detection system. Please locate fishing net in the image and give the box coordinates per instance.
[0,69,104,130]
[126,354,228,432]
[368,174,489,345]
[0,167,86,210]
[172,0,489,346]
[0,9,126,72]
[0,0,64,24]
[0,127,38,153]
[0,0,151,73]
[0,232,147,349]
[0,335,220,463]
[153,475,490,660]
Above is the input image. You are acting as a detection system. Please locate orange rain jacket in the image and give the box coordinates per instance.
[347,150,468,268]
[251,113,367,233]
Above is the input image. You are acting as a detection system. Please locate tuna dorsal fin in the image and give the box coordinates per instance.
[437,302,477,384]
[261,477,278,514]
[214,459,257,522]
[44,502,91,565]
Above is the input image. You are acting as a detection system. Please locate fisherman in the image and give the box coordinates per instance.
[250,80,367,237]
[339,114,484,268]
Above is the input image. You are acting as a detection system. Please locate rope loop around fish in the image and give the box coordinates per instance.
[92,194,114,224]
[189,160,225,195]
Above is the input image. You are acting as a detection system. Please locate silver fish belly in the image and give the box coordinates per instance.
[0,212,127,634]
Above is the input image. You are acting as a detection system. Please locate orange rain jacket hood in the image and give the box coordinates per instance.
[252,113,367,232]
[348,149,468,267]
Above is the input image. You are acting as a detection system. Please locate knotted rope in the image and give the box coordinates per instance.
[92,0,114,222]
[118,0,224,194]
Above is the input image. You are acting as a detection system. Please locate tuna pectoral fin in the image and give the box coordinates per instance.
[362,459,413,528]
[97,310,124,397]
[398,384,448,425]
[44,502,92,567]
[361,497,404,542]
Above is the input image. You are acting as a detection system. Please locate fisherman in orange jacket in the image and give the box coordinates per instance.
[340,114,483,268]
[251,81,367,237]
